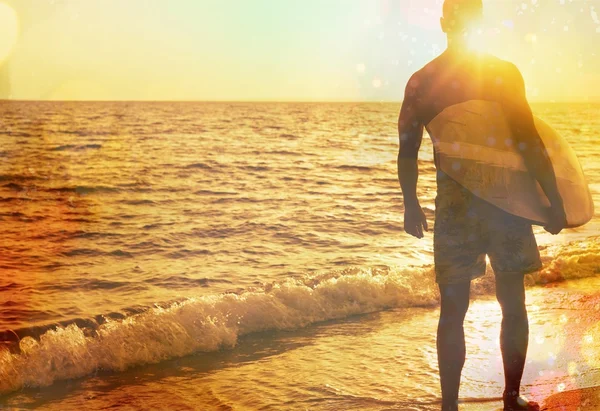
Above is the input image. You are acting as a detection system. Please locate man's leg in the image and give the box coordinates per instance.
[438,281,471,411]
[495,274,539,410]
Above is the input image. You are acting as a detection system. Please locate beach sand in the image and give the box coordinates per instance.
[544,386,600,410]
[462,386,600,410]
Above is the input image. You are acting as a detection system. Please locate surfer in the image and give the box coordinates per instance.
[397,1,567,410]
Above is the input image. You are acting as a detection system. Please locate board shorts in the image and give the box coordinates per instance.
[434,171,543,284]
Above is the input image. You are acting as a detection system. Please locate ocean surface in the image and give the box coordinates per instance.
[0,101,599,409]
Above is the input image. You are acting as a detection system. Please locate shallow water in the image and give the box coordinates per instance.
[0,101,599,406]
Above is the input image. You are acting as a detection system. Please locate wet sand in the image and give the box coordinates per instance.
[462,386,600,410]
[544,386,600,410]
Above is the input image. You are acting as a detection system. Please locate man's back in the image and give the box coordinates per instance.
[399,49,563,220]
[404,51,520,129]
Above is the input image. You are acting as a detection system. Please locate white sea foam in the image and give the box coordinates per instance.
[0,266,437,394]
[1,237,599,394]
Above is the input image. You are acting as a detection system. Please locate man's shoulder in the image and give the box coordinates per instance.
[404,67,427,96]
[404,53,522,91]
[410,56,442,80]
[481,54,521,76]
[404,60,436,92]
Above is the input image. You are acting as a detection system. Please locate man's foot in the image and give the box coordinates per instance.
[441,401,458,411]
[503,391,540,411]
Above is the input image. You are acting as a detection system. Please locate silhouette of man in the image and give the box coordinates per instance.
[397,1,566,410]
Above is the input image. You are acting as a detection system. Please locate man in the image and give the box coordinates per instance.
[397,1,567,410]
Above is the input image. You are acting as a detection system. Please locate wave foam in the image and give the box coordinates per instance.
[0,267,437,394]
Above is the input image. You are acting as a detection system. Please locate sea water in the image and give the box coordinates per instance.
[0,101,599,409]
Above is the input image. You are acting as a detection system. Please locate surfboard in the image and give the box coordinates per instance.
[425,100,594,228]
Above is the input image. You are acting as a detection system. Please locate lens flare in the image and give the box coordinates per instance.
[0,2,18,63]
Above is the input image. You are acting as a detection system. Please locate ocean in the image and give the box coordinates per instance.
[0,101,599,409]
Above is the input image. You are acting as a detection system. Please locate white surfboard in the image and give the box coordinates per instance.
[425,100,594,228]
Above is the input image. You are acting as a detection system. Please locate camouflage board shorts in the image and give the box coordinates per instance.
[434,171,543,284]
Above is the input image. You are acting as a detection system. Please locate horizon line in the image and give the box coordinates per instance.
[2,98,600,104]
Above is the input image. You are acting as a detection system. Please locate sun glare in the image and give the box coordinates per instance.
[0,2,18,63]
[466,25,486,53]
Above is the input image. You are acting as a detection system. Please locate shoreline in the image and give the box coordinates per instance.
[462,386,600,410]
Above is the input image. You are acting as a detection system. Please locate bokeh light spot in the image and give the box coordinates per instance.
[582,322,600,369]
[525,33,538,43]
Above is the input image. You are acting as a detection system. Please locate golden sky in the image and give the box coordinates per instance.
[0,0,599,102]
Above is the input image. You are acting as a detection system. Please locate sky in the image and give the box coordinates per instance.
[0,0,599,102]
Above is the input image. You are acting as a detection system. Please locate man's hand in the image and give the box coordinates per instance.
[404,203,429,239]
[544,206,567,235]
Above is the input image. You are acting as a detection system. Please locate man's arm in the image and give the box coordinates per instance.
[503,64,566,233]
[398,73,428,238]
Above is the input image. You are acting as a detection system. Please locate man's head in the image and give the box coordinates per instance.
[441,0,483,36]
